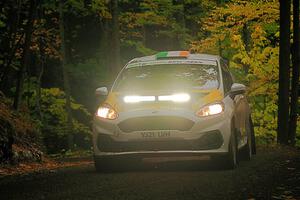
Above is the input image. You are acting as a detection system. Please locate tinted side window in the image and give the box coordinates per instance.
[220,59,233,94]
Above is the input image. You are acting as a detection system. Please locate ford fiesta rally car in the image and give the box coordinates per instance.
[93,51,256,171]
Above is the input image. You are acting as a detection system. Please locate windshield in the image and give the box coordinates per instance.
[113,63,220,92]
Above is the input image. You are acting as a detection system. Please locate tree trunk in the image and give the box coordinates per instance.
[13,0,36,111]
[35,56,44,120]
[34,0,45,120]
[110,0,121,80]
[59,0,73,150]
[289,0,300,145]
[242,23,251,53]
[99,18,109,77]
[218,39,223,57]
[0,0,23,93]
[35,39,44,120]
[179,0,186,49]
[277,0,291,145]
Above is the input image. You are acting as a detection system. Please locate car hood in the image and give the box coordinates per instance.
[102,89,223,112]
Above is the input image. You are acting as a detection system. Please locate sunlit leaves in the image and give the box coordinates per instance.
[192,0,282,143]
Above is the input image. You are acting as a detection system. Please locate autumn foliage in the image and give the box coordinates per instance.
[191,0,299,144]
[0,0,299,164]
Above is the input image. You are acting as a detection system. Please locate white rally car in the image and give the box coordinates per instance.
[93,51,256,170]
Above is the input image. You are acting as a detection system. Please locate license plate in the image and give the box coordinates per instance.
[140,130,171,138]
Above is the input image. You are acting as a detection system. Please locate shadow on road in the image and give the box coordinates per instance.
[91,158,231,174]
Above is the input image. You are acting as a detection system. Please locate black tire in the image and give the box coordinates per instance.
[94,156,117,172]
[240,117,253,161]
[240,133,252,161]
[94,156,140,172]
[94,157,111,172]
[223,132,238,170]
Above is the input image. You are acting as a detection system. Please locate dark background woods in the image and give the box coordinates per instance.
[0,0,299,162]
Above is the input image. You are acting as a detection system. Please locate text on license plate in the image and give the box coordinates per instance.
[140,131,171,138]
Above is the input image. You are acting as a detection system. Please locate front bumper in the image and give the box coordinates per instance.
[93,109,231,156]
[96,130,223,152]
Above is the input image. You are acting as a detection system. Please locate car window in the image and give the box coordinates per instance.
[220,59,233,94]
[113,63,220,92]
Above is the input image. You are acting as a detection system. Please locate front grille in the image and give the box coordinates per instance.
[97,130,223,152]
[118,116,194,133]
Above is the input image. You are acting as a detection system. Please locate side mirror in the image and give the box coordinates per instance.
[231,83,246,95]
[95,87,108,96]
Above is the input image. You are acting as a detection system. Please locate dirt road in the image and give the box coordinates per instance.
[0,146,299,200]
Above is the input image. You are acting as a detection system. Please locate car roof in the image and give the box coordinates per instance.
[128,51,222,64]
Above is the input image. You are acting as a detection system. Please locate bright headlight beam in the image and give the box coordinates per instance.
[196,103,224,117]
[123,96,155,103]
[208,104,223,115]
[97,107,110,118]
[158,93,190,102]
[96,106,118,120]
[123,94,190,103]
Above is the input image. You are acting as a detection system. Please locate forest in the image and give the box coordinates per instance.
[0,0,299,163]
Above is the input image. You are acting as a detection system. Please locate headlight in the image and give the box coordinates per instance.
[196,102,224,117]
[96,105,118,120]
[158,93,190,102]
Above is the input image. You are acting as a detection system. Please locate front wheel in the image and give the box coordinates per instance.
[223,132,238,170]
[94,156,141,172]
[94,157,113,172]
[240,133,252,161]
[240,115,256,160]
